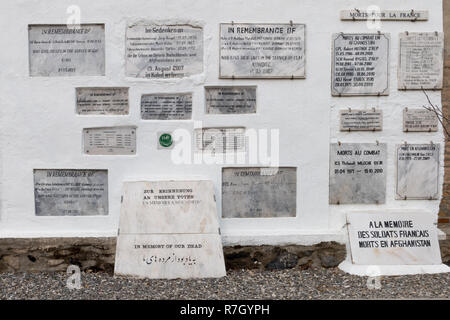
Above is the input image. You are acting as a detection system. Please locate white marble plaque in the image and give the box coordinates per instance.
[205,86,256,114]
[332,33,390,96]
[219,23,305,78]
[83,126,136,155]
[76,87,129,115]
[341,10,428,21]
[195,127,246,154]
[28,24,105,76]
[403,108,438,132]
[141,93,192,120]
[222,167,296,218]
[34,169,108,216]
[398,32,444,90]
[340,109,383,131]
[329,143,386,204]
[396,144,440,199]
[347,212,442,265]
[126,23,203,79]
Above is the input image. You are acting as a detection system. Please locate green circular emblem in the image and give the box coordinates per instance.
[159,133,173,148]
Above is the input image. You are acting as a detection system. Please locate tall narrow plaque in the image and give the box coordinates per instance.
[29,24,105,76]
[83,126,136,155]
[141,93,192,120]
[331,33,390,96]
[76,87,129,115]
[219,23,305,78]
[205,86,256,114]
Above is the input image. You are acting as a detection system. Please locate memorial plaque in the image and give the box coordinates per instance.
[115,180,226,279]
[403,108,438,132]
[205,86,256,114]
[83,126,136,155]
[157,132,174,149]
[339,109,383,131]
[195,127,246,153]
[347,212,442,265]
[331,33,390,96]
[28,24,105,76]
[126,23,203,79]
[398,32,444,90]
[219,23,305,78]
[396,144,440,199]
[34,169,108,216]
[329,143,386,204]
[141,93,192,120]
[76,87,129,115]
[222,167,296,218]
[341,10,428,21]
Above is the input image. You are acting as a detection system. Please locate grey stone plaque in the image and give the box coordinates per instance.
[340,109,383,131]
[398,32,444,90]
[34,169,108,216]
[219,23,305,78]
[76,87,129,115]
[396,144,440,199]
[141,93,192,120]
[403,108,438,132]
[329,143,387,204]
[195,127,246,154]
[205,86,256,114]
[126,23,203,79]
[83,126,136,155]
[222,167,296,218]
[331,33,390,96]
[340,10,428,21]
[28,24,105,76]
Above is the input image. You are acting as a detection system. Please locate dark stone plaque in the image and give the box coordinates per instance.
[205,86,256,114]
[141,93,192,120]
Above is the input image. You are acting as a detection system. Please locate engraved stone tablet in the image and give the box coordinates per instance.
[341,10,428,21]
[76,87,129,115]
[347,212,442,265]
[126,23,203,79]
[398,32,444,90]
[195,127,246,153]
[403,108,438,132]
[219,23,305,78]
[34,169,108,216]
[141,93,192,120]
[83,127,136,155]
[222,167,296,218]
[329,143,386,204]
[205,86,256,114]
[29,24,105,76]
[396,144,440,199]
[331,33,390,96]
[115,180,226,279]
[340,109,383,131]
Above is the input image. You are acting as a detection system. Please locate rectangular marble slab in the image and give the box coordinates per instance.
[76,87,129,115]
[29,24,105,76]
[195,127,246,154]
[339,109,383,131]
[205,86,256,114]
[219,23,305,78]
[141,93,192,120]
[403,108,438,132]
[222,167,296,218]
[114,233,226,279]
[396,144,440,199]
[119,180,219,234]
[347,212,442,265]
[83,126,136,155]
[331,33,390,96]
[329,143,387,204]
[341,10,428,21]
[125,23,203,79]
[398,32,444,90]
[34,169,108,216]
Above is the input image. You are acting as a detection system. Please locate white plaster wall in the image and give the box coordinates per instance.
[0,0,444,245]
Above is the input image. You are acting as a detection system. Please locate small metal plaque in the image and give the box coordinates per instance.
[141,93,192,120]
[76,87,129,115]
[339,109,383,131]
[195,127,246,154]
[403,108,438,132]
[83,126,136,155]
[205,86,256,114]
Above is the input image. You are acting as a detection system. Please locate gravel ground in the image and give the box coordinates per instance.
[0,268,449,300]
